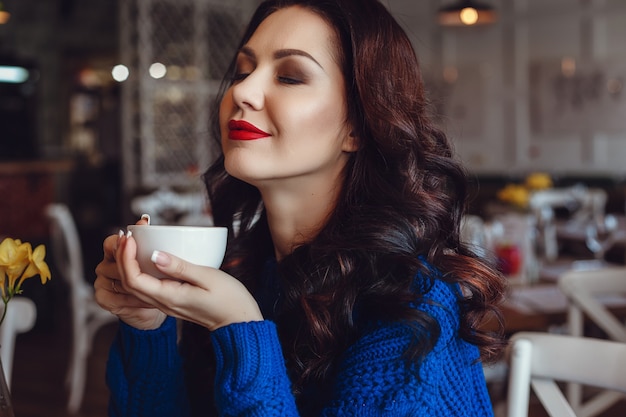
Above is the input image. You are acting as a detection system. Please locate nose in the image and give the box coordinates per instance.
[230,72,265,111]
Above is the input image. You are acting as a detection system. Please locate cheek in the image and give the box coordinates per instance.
[219,94,233,147]
[219,94,232,130]
[288,95,347,138]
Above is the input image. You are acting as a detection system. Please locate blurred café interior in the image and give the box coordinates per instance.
[1,0,626,415]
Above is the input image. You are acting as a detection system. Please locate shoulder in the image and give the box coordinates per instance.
[335,272,461,370]
[346,273,462,365]
[324,267,486,412]
[328,320,422,411]
[327,285,482,412]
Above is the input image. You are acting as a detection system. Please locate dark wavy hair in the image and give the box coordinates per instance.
[182,0,506,414]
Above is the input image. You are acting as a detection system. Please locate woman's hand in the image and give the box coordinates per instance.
[114,228,263,331]
[94,217,167,330]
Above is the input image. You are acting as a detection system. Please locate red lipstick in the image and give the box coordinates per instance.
[228,120,271,140]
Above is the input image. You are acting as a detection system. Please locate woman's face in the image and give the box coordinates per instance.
[219,6,356,191]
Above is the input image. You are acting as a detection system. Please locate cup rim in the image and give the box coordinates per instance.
[127,225,227,231]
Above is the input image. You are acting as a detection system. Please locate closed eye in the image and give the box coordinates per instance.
[277,76,303,85]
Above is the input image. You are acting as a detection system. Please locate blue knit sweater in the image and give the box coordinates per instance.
[106,267,494,416]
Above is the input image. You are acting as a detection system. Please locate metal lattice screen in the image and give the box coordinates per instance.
[119,0,258,191]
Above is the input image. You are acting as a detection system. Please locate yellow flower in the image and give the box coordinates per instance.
[22,244,51,285]
[0,238,30,292]
[0,237,51,327]
[525,172,553,190]
[497,183,530,208]
[497,173,552,209]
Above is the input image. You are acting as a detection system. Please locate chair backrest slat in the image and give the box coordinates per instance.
[531,379,577,417]
[559,267,626,343]
[507,332,626,417]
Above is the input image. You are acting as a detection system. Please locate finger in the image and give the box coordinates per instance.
[110,277,124,295]
[93,276,154,309]
[94,274,125,297]
[150,250,214,288]
[93,275,113,292]
[96,238,123,280]
[118,231,141,283]
[95,258,120,281]
[148,253,263,329]
[136,213,150,225]
[96,233,124,282]
[117,232,169,301]
[102,231,124,262]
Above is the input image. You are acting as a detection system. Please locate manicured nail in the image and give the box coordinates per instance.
[115,229,124,250]
[151,250,170,266]
[141,214,151,225]
[126,230,133,239]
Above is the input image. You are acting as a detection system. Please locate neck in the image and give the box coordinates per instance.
[259,175,343,261]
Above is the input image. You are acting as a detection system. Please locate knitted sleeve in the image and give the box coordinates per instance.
[211,320,300,416]
[106,316,190,417]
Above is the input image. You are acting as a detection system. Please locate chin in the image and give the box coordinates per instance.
[224,159,256,184]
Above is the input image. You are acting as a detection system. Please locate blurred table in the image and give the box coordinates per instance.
[556,214,626,263]
[484,282,626,335]
[539,258,619,282]
[556,214,626,241]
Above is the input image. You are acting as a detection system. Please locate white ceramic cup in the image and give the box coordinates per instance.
[127,225,228,279]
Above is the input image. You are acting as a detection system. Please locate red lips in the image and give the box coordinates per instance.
[228,120,271,140]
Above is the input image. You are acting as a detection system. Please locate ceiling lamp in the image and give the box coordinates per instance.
[0,1,10,25]
[438,0,497,27]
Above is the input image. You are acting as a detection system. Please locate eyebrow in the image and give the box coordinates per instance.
[239,46,324,69]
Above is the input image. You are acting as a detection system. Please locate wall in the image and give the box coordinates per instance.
[386,0,626,178]
[0,0,119,156]
[0,0,123,279]
[2,0,625,178]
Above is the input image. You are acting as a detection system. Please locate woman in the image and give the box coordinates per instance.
[95,0,506,415]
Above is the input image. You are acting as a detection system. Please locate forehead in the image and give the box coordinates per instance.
[247,6,340,64]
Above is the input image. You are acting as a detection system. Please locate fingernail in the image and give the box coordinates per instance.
[151,250,170,266]
[141,214,151,225]
[115,230,124,250]
[126,230,133,239]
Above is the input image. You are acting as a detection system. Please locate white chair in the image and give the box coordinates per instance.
[45,203,118,414]
[558,266,626,416]
[507,331,626,417]
[0,297,37,389]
